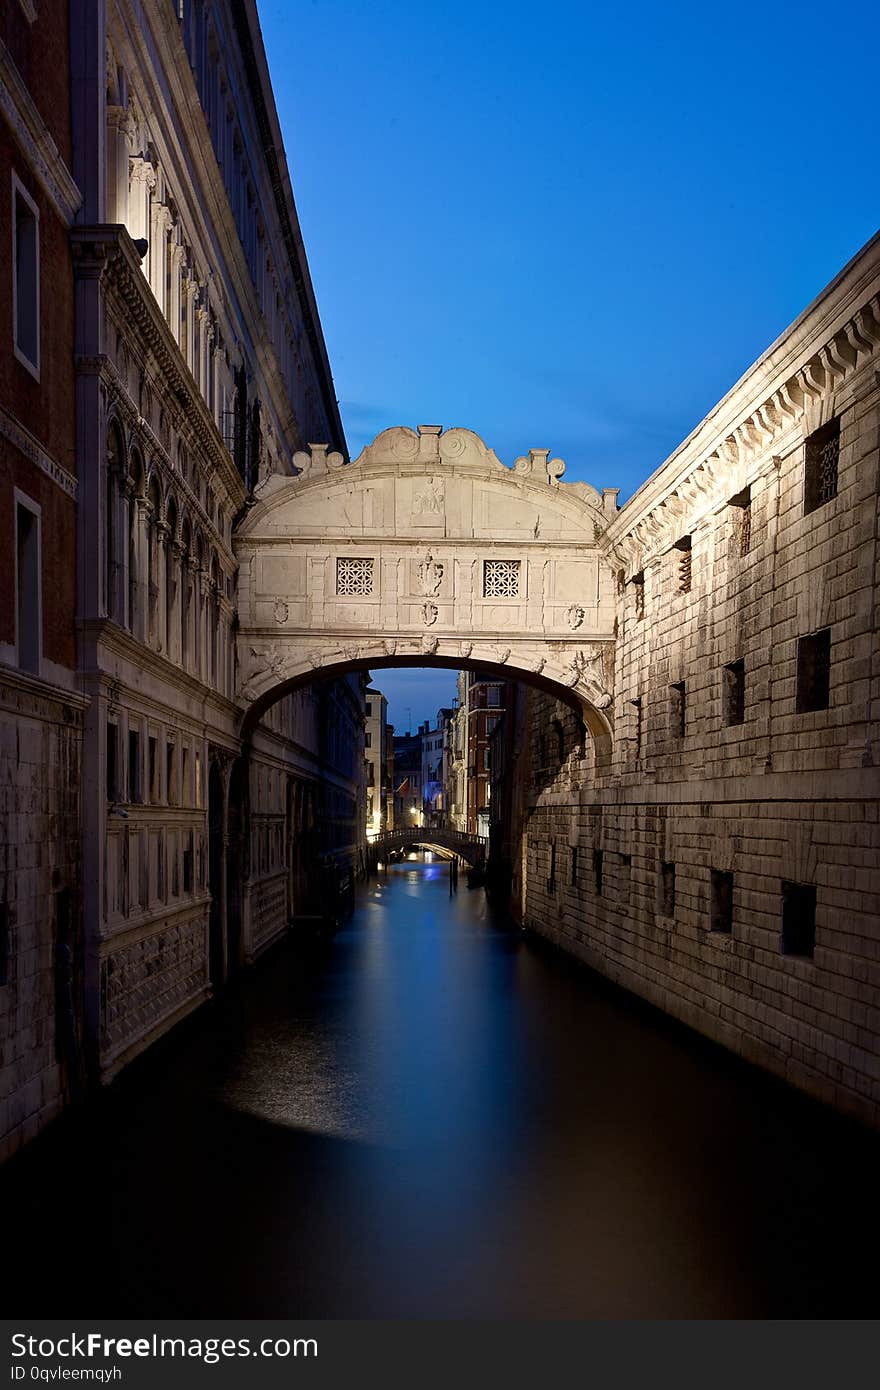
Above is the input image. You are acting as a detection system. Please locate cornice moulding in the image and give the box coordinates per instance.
[0,38,82,225]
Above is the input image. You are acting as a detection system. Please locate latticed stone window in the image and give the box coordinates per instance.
[796,628,831,712]
[675,535,692,593]
[804,418,840,515]
[336,557,374,595]
[483,559,521,597]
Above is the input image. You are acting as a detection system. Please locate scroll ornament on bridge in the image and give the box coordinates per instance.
[292,443,346,479]
[240,643,288,700]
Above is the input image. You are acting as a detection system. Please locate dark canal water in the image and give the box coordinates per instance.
[3,854,878,1318]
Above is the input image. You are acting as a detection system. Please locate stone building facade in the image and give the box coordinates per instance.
[364,686,391,837]
[0,0,87,1160]
[509,233,880,1128]
[1,0,363,1161]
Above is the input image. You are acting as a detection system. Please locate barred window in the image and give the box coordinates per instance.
[729,486,751,556]
[804,418,839,515]
[723,659,745,726]
[710,869,733,934]
[631,570,645,620]
[670,682,686,738]
[675,535,692,593]
[483,559,521,597]
[336,557,374,595]
[781,881,816,958]
[660,861,676,917]
[796,629,831,713]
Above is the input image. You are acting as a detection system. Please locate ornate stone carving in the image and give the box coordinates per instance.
[421,602,439,627]
[416,551,444,596]
[420,635,439,656]
[459,641,473,658]
[566,604,585,630]
[273,598,289,623]
[496,647,511,664]
[564,646,613,707]
[413,477,445,514]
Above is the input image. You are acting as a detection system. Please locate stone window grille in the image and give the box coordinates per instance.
[631,571,645,620]
[675,535,692,594]
[660,861,676,917]
[781,881,816,958]
[723,660,745,726]
[336,557,374,595]
[483,559,521,597]
[796,629,831,713]
[670,682,686,738]
[710,869,734,934]
[804,418,840,515]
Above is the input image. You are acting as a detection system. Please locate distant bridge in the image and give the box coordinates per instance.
[368,827,488,867]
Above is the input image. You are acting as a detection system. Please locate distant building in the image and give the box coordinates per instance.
[448,674,469,832]
[421,709,453,826]
[463,673,507,836]
[393,729,423,827]
[365,687,391,837]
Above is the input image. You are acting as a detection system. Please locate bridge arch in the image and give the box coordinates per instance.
[234,425,619,758]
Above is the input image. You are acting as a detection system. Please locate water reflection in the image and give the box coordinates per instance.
[1,853,878,1318]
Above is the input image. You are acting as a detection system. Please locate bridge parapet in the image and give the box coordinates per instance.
[370,827,488,866]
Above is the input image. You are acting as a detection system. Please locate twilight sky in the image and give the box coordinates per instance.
[258,0,878,728]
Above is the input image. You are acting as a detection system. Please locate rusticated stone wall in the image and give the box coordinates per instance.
[516,238,880,1128]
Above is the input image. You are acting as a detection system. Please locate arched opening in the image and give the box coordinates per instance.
[207,758,225,989]
[225,756,247,976]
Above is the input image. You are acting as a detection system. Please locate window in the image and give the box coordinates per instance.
[593,848,603,896]
[729,486,751,556]
[166,742,176,805]
[0,900,9,986]
[487,686,501,707]
[710,869,733,934]
[148,736,158,803]
[128,728,141,803]
[670,682,686,739]
[366,702,372,716]
[570,846,578,887]
[631,571,645,620]
[675,535,692,594]
[660,862,676,918]
[182,747,190,804]
[483,748,490,769]
[723,660,745,726]
[547,840,556,894]
[336,557,373,595]
[781,881,816,958]
[12,175,40,376]
[804,418,839,515]
[15,494,41,673]
[483,559,520,597]
[183,833,194,894]
[106,722,119,801]
[365,731,372,748]
[631,697,643,759]
[796,629,831,713]
[367,762,374,785]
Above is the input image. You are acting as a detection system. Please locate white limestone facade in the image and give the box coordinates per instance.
[518,233,880,1128]
[64,0,360,1091]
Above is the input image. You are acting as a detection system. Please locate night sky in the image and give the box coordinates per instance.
[258,0,878,725]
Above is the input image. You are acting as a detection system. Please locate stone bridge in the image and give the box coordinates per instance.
[369,826,489,867]
[234,425,619,755]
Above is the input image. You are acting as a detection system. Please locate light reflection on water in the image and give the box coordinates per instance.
[2,852,878,1318]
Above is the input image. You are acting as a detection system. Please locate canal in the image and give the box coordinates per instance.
[3,853,878,1318]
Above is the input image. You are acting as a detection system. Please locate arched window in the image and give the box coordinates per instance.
[147,476,162,648]
[165,495,178,660]
[209,552,220,685]
[127,448,144,632]
[106,421,125,620]
[180,518,191,670]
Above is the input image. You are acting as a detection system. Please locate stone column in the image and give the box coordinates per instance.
[155,521,169,655]
[167,539,183,666]
[106,106,134,225]
[132,496,150,643]
[168,240,185,342]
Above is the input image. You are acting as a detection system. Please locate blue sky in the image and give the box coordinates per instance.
[258,0,878,726]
